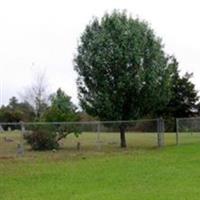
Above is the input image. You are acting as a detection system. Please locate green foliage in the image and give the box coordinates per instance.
[169,72,199,117]
[158,57,199,118]
[43,88,79,122]
[74,11,174,121]
[23,123,81,151]
[0,106,22,123]
[154,57,199,131]
[0,97,35,123]
[23,128,59,150]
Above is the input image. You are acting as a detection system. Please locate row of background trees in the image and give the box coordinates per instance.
[0,68,198,122]
[0,89,94,124]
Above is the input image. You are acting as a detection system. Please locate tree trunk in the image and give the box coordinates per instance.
[120,125,127,148]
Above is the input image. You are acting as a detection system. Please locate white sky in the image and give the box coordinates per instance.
[0,0,200,106]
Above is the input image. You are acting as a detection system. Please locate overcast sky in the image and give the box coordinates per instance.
[0,0,200,106]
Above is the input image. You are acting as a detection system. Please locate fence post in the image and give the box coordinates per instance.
[161,118,165,147]
[157,118,164,147]
[96,122,101,150]
[0,124,4,133]
[18,121,25,156]
[176,118,179,145]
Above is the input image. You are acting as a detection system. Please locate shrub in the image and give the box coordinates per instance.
[24,129,59,150]
[23,124,81,151]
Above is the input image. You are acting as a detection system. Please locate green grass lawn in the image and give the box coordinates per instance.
[1,132,200,199]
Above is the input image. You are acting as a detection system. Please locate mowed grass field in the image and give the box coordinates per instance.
[1,132,200,200]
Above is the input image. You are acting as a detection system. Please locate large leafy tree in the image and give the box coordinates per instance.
[74,11,175,147]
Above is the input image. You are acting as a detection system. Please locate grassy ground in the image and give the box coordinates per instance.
[1,132,200,199]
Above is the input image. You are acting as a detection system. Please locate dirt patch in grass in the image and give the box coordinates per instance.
[0,156,14,160]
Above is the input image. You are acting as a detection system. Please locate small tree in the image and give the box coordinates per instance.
[22,71,49,121]
[44,88,80,143]
[24,89,80,151]
[24,128,59,150]
[74,11,175,147]
[43,88,78,122]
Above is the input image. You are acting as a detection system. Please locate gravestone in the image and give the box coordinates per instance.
[0,125,4,132]
[17,143,24,156]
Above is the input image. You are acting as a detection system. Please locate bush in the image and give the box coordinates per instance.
[24,129,59,150]
[23,124,81,151]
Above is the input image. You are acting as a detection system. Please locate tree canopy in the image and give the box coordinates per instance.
[75,11,174,120]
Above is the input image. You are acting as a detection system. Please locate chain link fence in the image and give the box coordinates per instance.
[0,123,23,158]
[0,119,165,158]
[176,117,200,145]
